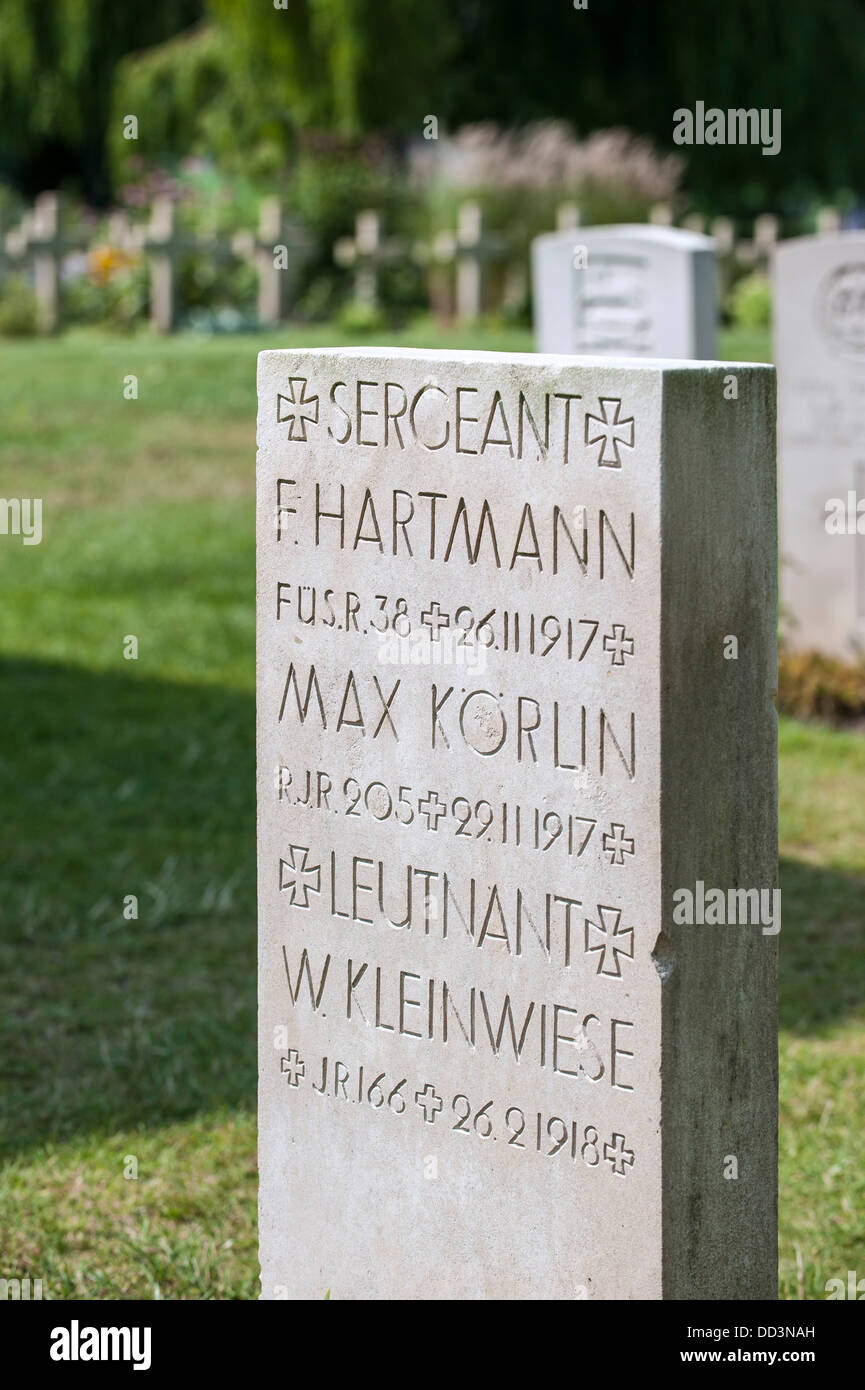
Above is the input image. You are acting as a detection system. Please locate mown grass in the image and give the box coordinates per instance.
[0,322,861,1299]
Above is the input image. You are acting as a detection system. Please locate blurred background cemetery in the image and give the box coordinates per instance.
[0,0,863,1299]
[5,0,865,342]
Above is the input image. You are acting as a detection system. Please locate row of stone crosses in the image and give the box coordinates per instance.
[0,188,845,336]
[3,190,860,660]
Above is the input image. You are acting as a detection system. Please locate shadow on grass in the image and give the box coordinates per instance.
[778,856,865,1035]
[0,657,861,1160]
[0,657,255,1159]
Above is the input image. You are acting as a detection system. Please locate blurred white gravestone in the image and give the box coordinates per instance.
[532,224,717,359]
[257,347,777,1300]
[774,233,865,657]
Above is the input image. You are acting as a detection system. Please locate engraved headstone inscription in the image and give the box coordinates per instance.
[257,348,777,1300]
[532,224,717,360]
[774,233,865,657]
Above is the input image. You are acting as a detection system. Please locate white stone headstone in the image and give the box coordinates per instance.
[257,348,777,1300]
[774,233,865,657]
[532,224,717,359]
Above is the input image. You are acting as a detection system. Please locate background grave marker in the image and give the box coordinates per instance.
[774,232,865,657]
[532,224,717,359]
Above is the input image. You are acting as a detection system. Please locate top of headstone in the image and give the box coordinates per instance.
[774,228,865,257]
[258,346,767,372]
[534,223,717,253]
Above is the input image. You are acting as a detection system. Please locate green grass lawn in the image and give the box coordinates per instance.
[0,322,862,1299]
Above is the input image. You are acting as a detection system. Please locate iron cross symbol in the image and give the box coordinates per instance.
[277,376,320,441]
[604,1132,635,1177]
[415,1083,444,1124]
[280,1049,305,1087]
[585,397,635,468]
[602,823,635,865]
[279,845,321,907]
[584,904,635,977]
[603,623,635,666]
[418,789,447,831]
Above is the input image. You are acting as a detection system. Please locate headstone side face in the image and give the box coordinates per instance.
[256,348,776,1300]
[774,233,865,658]
[531,226,718,360]
[659,368,778,1299]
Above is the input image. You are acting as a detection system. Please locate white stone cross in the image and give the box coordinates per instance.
[453,202,509,322]
[817,207,841,235]
[144,196,246,332]
[556,201,581,232]
[427,202,511,322]
[22,193,86,334]
[233,197,311,325]
[711,216,736,256]
[333,210,404,310]
[143,197,187,334]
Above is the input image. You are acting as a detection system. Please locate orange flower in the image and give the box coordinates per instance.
[89,245,138,285]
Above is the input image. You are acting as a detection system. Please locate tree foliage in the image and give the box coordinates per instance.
[207,0,456,135]
[0,0,202,201]
[438,0,865,211]
[3,0,865,211]
[109,23,294,185]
